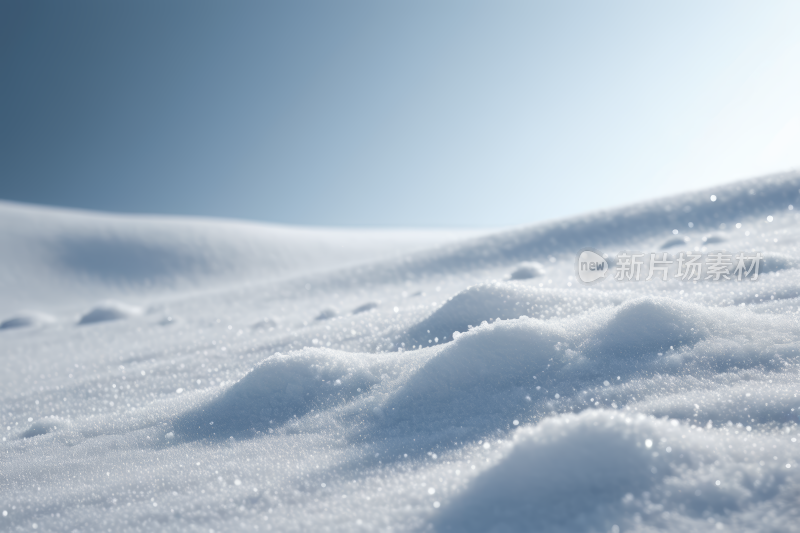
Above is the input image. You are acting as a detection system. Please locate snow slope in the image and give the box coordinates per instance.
[2,172,800,532]
[0,200,484,316]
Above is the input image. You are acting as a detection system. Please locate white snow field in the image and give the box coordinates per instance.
[2,173,800,532]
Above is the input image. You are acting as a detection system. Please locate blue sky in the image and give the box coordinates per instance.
[2,1,800,228]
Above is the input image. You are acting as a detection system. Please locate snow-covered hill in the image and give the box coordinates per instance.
[2,173,800,532]
[0,200,484,316]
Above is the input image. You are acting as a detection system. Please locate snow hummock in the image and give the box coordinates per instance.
[78,300,143,325]
[436,410,800,533]
[2,172,800,532]
[0,312,54,330]
[509,261,547,280]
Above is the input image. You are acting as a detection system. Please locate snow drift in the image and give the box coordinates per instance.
[2,172,800,532]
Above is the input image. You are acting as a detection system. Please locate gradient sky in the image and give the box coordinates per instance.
[2,1,800,228]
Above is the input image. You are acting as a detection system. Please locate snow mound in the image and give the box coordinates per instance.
[174,348,395,439]
[702,233,728,244]
[587,297,712,358]
[392,296,800,429]
[78,301,142,325]
[18,417,72,439]
[508,261,546,280]
[760,251,800,273]
[660,236,690,249]
[0,312,54,330]
[397,318,569,412]
[352,302,379,314]
[405,282,622,347]
[436,410,800,532]
[315,307,338,320]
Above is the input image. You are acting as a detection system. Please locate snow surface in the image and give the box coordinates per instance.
[0,201,484,317]
[2,173,800,532]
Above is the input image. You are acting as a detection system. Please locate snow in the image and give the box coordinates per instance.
[0,313,54,330]
[436,410,800,532]
[77,301,143,325]
[2,172,800,532]
[508,261,547,280]
[0,200,484,316]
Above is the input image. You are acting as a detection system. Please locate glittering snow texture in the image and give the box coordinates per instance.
[2,173,800,532]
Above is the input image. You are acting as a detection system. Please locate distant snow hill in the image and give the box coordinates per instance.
[0,200,484,315]
[2,171,799,316]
